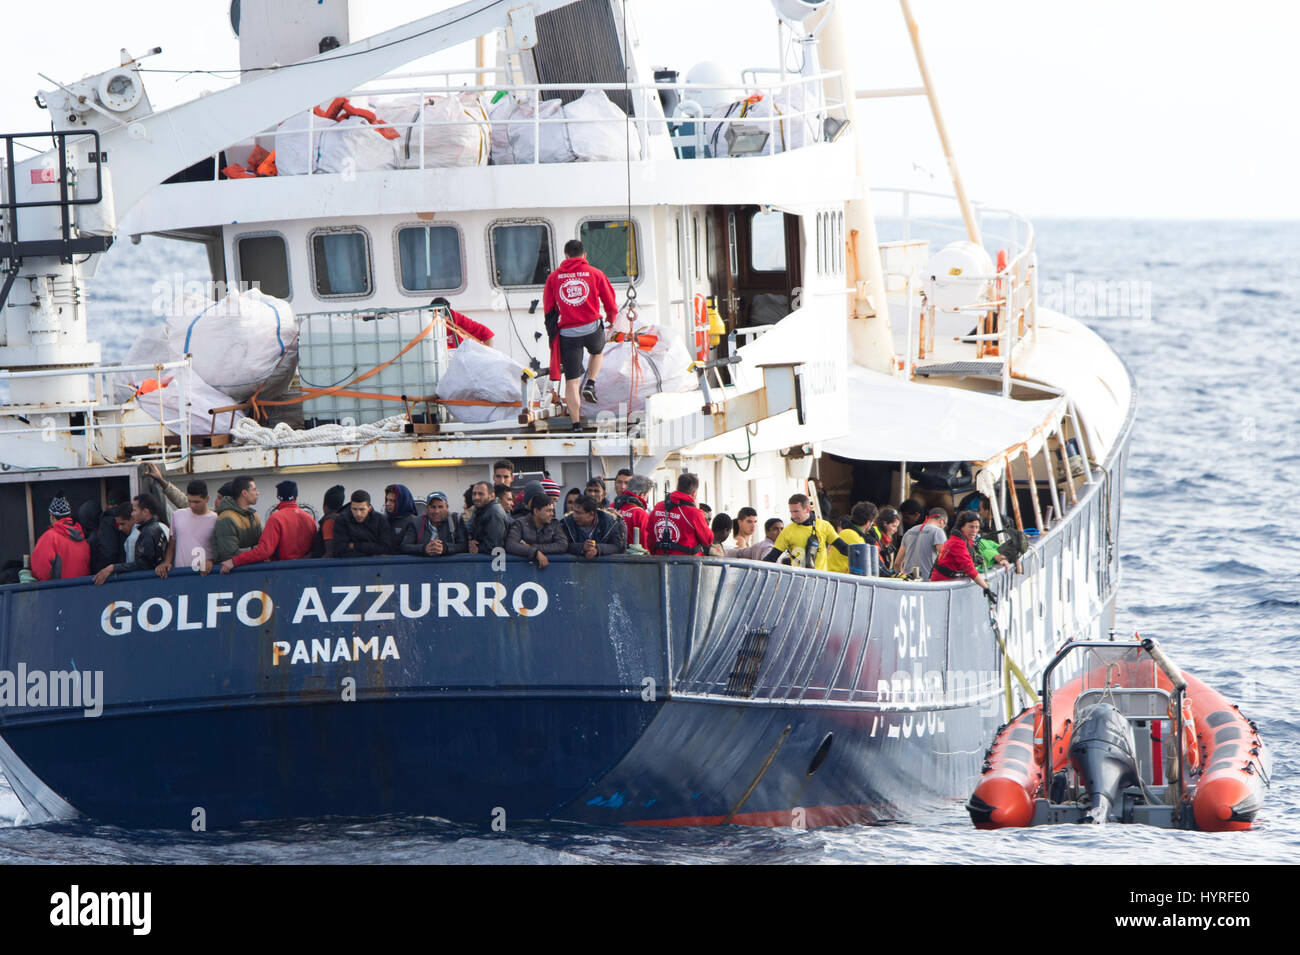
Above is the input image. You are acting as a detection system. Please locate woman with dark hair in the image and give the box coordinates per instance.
[870,506,901,571]
[707,512,733,557]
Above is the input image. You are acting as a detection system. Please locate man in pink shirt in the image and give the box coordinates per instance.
[157,479,218,577]
[543,239,618,420]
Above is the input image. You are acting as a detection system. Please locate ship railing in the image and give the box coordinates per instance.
[194,69,847,178]
[872,187,1038,396]
[0,357,193,467]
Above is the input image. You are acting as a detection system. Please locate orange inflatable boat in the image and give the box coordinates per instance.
[967,637,1268,831]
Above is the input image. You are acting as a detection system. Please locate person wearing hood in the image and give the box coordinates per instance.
[222,481,316,571]
[312,484,346,558]
[613,474,653,551]
[332,489,393,557]
[32,493,91,581]
[542,238,619,419]
[211,475,263,563]
[505,483,568,569]
[384,484,419,543]
[649,473,713,556]
[77,499,111,573]
[401,491,467,557]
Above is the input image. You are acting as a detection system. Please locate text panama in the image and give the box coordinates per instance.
[100,581,550,635]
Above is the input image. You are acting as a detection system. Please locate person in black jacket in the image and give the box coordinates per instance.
[466,481,508,554]
[401,491,467,557]
[331,490,393,557]
[312,483,346,558]
[94,493,168,585]
[561,496,626,558]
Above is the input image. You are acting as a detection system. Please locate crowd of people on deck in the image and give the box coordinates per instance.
[20,458,1018,594]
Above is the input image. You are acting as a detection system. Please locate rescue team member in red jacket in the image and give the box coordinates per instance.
[31,493,91,581]
[614,474,654,550]
[220,480,316,572]
[649,473,713,556]
[542,239,618,420]
[930,510,1003,593]
[431,297,494,350]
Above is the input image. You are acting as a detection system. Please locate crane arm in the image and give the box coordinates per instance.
[100,0,574,217]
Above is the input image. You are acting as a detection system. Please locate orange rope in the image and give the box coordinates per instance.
[247,313,498,420]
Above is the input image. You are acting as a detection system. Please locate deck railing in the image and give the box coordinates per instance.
[871,187,1038,396]
[0,358,193,467]
[186,69,847,180]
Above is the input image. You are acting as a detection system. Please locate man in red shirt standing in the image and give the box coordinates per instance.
[542,239,618,420]
[648,473,713,556]
[220,480,317,572]
[431,297,494,351]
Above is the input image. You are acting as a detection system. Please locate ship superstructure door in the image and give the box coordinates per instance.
[710,205,803,337]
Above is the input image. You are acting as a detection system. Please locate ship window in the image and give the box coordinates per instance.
[835,212,844,274]
[693,212,702,278]
[311,229,372,297]
[397,225,463,292]
[750,208,786,272]
[490,221,553,287]
[236,234,291,300]
[815,213,824,275]
[579,218,639,283]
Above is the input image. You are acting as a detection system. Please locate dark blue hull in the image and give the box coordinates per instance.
[0,434,1127,829]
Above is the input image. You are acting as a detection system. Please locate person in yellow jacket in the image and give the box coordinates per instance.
[763,493,850,571]
[827,501,878,574]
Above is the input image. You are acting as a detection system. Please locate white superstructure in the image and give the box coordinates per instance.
[0,0,1129,561]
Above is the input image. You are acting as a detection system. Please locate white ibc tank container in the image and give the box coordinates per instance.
[298,311,443,425]
[924,241,995,311]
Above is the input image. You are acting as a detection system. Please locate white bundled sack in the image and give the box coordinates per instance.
[503,94,574,164]
[164,287,298,402]
[135,369,245,437]
[583,323,696,416]
[563,89,642,162]
[274,109,326,175]
[436,339,523,423]
[394,93,490,168]
[317,114,397,174]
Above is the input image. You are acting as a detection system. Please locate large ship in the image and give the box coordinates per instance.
[0,0,1133,828]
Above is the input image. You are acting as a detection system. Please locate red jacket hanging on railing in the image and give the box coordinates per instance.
[445,309,494,350]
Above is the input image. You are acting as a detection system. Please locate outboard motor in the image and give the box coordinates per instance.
[1068,703,1141,824]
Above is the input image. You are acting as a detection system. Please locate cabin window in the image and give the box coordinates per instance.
[397,225,464,293]
[815,213,824,275]
[236,234,291,300]
[579,218,639,283]
[750,208,786,273]
[490,221,553,287]
[692,212,702,278]
[310,229,372,298]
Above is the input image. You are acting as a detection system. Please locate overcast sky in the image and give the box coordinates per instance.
[2,0,1296,219]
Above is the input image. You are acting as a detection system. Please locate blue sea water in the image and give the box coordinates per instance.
[0,220,1296,864]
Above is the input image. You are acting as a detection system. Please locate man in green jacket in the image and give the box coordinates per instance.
[211,475,263,562]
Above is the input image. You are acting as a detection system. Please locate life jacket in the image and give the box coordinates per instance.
[651,492,709,556]
[931,537,979,579]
